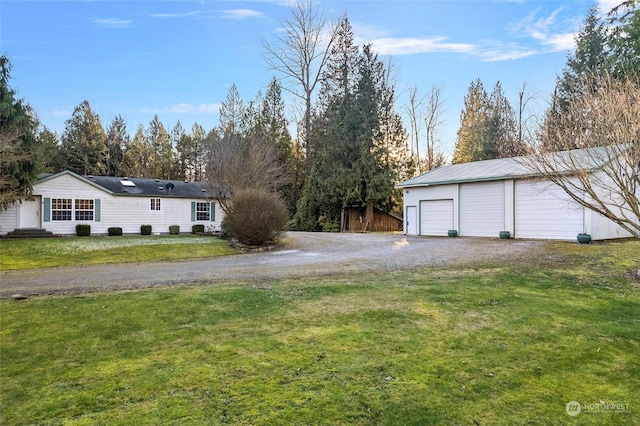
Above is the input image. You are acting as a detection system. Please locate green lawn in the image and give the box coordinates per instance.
[0,235,238,270]
[1,240,639,425]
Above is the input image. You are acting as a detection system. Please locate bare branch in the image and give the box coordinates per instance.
[261,0,340,157]
[525,73,640,238]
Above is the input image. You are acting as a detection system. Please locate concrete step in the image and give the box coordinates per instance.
[2,228,56,239]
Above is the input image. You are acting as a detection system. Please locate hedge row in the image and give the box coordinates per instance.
[75,225,191,236]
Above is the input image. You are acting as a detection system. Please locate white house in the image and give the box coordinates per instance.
[397,147,634,241]
[0,170,225,236]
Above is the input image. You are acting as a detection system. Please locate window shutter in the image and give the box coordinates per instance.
[44,198,51,222]
[211,202,215,222]
[95,199,101,222]
[191,201,196,221]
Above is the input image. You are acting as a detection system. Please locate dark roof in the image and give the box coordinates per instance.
[38,170,227,199]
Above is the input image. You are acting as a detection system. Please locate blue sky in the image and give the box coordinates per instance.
[1,0,619,157]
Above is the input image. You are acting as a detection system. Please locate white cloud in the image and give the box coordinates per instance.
[477,46,538,62]
[52,108,72,117]
[542,33,576,51]
[596,0,621,15]
[150,11,203,19]
[352,22,390,46]
[221,9,265,20]
[94,18,132,28]
[140,103,220,115]
[370,36,475,56]
[509,7,576,52]
[368,36,537,63]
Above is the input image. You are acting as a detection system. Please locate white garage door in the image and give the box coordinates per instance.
[515,180,584,240]
[420,199,453,236]
[460,182,504,237]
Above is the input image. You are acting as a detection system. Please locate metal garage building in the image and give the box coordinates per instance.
[397,148,634,241]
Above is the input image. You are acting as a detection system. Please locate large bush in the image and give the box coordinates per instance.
[224,188,289,246]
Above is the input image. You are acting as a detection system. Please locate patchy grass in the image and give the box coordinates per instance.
[1,240,638,424]
[0,235,238,270]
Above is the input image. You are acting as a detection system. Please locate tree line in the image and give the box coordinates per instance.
[1,0,638,233]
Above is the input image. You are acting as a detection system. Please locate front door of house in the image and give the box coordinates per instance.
[19,197,41,228]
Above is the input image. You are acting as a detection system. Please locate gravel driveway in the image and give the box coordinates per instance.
[0,232,546,298]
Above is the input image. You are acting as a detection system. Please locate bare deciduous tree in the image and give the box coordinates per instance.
[206,136,287,213]
[524,74,640,238]
[517,83,537,149]
[424,85,448,171]
[262,0,340,159]
[403,86,424,174]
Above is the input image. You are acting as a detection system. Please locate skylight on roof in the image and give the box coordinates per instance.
[120,180,136,187]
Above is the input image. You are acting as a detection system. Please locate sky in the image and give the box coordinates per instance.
[1,0,621,157]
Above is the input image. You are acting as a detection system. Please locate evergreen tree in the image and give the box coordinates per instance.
[0,55,39,210]
[319,16,359,105]
[172,120,190,181]
[348,44,396,210]
[192,123,208,182]
[453,79,489,163]
[377,59,410,208]
[543,3,639,150]
[219,84,244,140]
[122,124,152,177]
[35,126,62,173]
[294,43,402,230]
[606,1,639,77]
[257,78,297,213]
[486,82,525,158]
[556,7,609,111]
[60,100,107,175]
[105,115,128,176]
[146,115,174,179]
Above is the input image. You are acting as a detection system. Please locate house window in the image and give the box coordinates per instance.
[196,202,210,221]
[75,199,94,221]
[51,198,72,221]
[151,198,161,211]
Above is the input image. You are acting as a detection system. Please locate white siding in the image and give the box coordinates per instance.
[420,199,454,236]
[585,170,635,240]
[99,196,223,235]
[31,173,224,235]
[402,184,459,236]
[0,204,19,235]
[515,179,584,240]
[37,174,109,235]
[589,210,633,240]
[460,181,504,237]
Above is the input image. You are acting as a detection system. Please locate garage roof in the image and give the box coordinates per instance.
[397,146,614,188]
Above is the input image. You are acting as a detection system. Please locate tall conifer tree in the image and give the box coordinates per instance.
[0,55,39,210]
[452,79,489,164]
[60,100,107,175]
[105,115,128,176]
